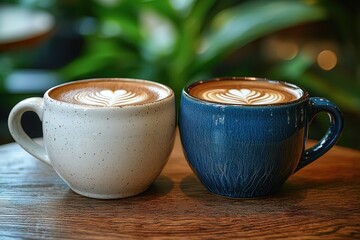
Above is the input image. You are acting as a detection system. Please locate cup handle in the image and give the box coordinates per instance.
[295,97,344,172]
[8,97,51,166]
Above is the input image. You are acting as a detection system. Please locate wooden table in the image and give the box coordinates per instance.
[1,132,359,239]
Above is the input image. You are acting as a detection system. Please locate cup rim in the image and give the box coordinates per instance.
[45,78,174,109]
[184,77,309,107]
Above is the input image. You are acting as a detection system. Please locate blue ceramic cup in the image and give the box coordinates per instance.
[179,77,344,198]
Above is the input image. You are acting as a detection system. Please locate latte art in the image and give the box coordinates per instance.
[74,89,147,107]
[188,79,303,105]
[49,79,172,107]
[204,88,287,105]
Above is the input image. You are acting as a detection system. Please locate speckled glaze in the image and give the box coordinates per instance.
[179,78,344,198]
[8,78,176,199]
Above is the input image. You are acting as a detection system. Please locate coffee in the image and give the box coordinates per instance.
[9,77,176,199]
[188,79,303,105]
[180,77,343,198]
[50,79,171,107]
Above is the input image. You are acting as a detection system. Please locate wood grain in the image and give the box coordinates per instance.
[0,132,359,239]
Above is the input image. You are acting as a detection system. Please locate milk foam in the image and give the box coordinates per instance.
[49,79,171,107]
[203,88,288,105]
[74,89,147,107]
[189,80,303,105]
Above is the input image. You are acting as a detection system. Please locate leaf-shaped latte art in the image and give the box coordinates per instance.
[74,89,147,107]
[203,88,286,105]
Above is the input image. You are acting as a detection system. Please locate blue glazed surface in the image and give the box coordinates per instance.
[296,97,344,171]
[179,86,343,198]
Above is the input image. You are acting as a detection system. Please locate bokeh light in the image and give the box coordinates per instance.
[317,50,337,70]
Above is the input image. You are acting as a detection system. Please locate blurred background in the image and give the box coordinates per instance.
[0,0,359,150]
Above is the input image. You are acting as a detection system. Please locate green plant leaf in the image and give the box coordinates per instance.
[269,53,360,113]
[93,1,142,44]
[191,0,327,76]
[169,0,216,91]
[142,0,183,27]
[269,53,315,80]
[59,39,138,79]
[297,72,360,114]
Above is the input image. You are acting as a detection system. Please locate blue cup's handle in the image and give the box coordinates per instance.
[295,97,344,172]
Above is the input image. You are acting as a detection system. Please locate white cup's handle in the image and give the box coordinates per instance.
[8,97,51,166]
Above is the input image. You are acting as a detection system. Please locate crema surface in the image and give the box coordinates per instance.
[50,79,170,107]
[189,80,303,105]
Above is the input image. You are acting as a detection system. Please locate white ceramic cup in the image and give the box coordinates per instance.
[8,78,176,199]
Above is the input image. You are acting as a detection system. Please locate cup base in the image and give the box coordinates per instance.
[70,187,149,199]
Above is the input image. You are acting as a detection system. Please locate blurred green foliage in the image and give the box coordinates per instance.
[0,0,359,149]
[58,0,328,95]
